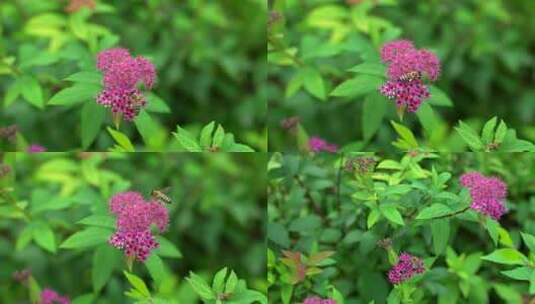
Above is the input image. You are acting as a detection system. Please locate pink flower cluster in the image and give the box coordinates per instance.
[40,288,70,304]
[96,48,156,120]
[308,137,337,153]
[28,144,47,153]
[303,296,336,304]
[379,40,440,112]
[108,191,169,262]
[388,253,425,284]
[460,172,507,220]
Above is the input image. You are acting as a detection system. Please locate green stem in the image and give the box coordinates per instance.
[0,188,31,222]
[267,35,304,67]
[433,206,471,219]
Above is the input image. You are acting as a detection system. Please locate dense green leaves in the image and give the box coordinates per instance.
[174,122,255,152]
[362,92,388,140]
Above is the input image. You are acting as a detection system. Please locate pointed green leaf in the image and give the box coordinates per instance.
[60,227,113,249]
[81,101,106,149]
[49,83,101,106]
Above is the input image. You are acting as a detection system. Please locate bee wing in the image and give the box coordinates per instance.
[159,187,172,193]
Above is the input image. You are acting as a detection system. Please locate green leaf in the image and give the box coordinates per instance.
[145,254,167,287]
[347,62,385,77]
[134,110,162,147]
[71,294,95,304]
[455,121,483,151]
[145,93,171,113]
[485,218,500,246]
[289,215,322,232]
[212,124,225,147]
[20,76,44,108]
[64,71,102,85]
[302,67,326,100]
[367,209,380,229]
[330,75,383,98]
[285,72,304,98]
[427,86,453,107]
[93,245,120,293]
[391,121,418,149]
[225,270,238,294]
[155,236,182,258]
[530,271,535,295]
[521,232,535,253]
[212,267,228,294]
[494,120,507,143]
[280,284,293,304]
[174,126,202,152]
[362,92,387,140]
[481,116,497,144]
[267,222,290,247]
[379,205,404,226]
[81,101,106,149]
[124,271,151,297]
[4,80,22,107]
[482,249,528,265]
[33,222,56,253]
[107,127,135,152]
[415,204,453,220]
[200,121,216,149]
[430,219,450,255]
[49,83,101,106]
[77,215,116,229]
[60,227,113,249]
[187,272,215,300]
[501,266,533,281]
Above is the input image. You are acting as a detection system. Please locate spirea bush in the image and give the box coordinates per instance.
[0,152,267,303]
[0,0,266,151]
[268,152,535,303]
[268,0,535,152]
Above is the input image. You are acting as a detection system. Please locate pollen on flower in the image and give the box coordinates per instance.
[108,191,169,262]
[460,172,507,220]
[387,252,425,284]
[303,296,337,304]
[40,288,70,304]
[96,48,156,121]
[308,137,338,153]
[378,40,440,112]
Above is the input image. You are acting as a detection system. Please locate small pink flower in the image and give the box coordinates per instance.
[27,144,47,153]
[303,296,336,304]
[388,253,425,284]
[460,172,507,220]
[379,40,440,112]
[96,48,156,121]
[308,137,338,153]
[108,191,169,262]
[40,288,70,304]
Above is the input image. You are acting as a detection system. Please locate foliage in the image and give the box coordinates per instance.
[268,0,535,152]
[0,152,266,303]
[0,0,266,151]
[268,152,535,303]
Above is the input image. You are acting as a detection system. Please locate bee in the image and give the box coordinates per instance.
[151,187,173,204]
[129,94,146,115]
[398,71,421,82]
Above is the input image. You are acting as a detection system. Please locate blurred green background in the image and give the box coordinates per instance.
[0,152,266,303]
[268,0,535,152]
[0,0,266,151]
